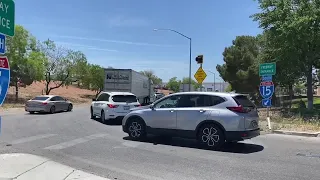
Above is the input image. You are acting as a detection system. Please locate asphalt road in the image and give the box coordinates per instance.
[1,106,320,180]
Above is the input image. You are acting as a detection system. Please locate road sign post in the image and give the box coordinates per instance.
[0,0,15,36]
[0,56,10,105]
[259,62,276,130]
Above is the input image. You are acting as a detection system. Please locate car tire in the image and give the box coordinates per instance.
[127,118,146,140]
[197,123,225,150]
[67,104,73,111]
[100,110,106,124]
[50,106,55,114]
[90,107,95,120]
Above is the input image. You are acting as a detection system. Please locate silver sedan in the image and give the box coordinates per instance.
[25,95,73,114]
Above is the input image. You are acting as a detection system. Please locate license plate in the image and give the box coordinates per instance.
[123,106,130,110]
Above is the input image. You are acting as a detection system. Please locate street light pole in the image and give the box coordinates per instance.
[154,28,192,91]
[188,38,192,91]
[207,70,216,91]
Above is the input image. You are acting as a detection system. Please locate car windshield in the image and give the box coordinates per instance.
[31,96,49,101]
[112,95,137,103]
[233,95,255,107]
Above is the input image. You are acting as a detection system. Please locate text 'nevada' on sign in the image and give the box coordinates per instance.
[0,0,15,36]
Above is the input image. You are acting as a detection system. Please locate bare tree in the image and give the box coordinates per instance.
[40,39,72,95]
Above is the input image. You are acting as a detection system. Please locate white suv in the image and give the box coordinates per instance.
[122,92,260,149]
[91,92,141,123]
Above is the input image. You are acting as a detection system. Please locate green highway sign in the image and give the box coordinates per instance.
[0,0,15,36]
[259,62,276,76]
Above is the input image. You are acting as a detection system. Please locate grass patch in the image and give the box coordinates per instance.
[260,116,320,133]
[280,97,320,118]
[1,103,25,109]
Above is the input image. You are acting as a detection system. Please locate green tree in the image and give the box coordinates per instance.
[69,51,88,87]
[181,77,201,90]
[6,25,43,101]
[140,70,162,86]
[87,64,105,96]
[166,77,181,92]
[216,36,260,100]
[252,0,320,109]
[40,39,73,95]
[225,84,232,92]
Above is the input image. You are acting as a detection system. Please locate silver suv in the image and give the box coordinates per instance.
[122,92,260,149]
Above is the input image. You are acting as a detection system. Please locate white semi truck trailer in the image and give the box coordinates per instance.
[103,69,156,105]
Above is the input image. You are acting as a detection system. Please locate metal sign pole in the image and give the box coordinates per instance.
[267,107,271,130]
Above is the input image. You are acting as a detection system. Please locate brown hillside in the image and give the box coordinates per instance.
[4,81,96,106]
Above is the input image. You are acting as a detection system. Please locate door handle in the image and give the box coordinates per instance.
[199,109,206,113]
[170,110,175,112]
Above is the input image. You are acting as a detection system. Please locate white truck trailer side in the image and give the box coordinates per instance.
[104,69,155,105]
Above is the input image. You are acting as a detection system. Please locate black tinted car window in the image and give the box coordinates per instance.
[50,97,57,101]
[56,96,65,101]
[97,94,109,101]
[112,95,137,103]
[154,95,180,108]
[176,95,196,108]
[32,96,49,101]
[233,95,255,107]
[176,95,225,108]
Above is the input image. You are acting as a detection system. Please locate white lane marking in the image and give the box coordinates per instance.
[44,134,108,150]
[11,134,57,145]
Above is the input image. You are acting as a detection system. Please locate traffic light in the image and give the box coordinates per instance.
[195,55,203,64]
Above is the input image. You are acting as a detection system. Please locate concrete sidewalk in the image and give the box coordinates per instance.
[0,153,110,180]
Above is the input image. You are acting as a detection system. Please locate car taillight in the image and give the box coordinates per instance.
[134,104,141,107]
[42,102,47,105]
[107,104,119,108]
[227,106,249,113]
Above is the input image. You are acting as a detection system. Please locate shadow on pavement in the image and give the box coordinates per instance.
[25,111,71,115]
[94,118,122,126]
[123,136,264,154]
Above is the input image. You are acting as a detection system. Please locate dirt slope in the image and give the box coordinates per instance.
[3,81,96,106]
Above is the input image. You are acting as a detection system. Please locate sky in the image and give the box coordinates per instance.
[16,0,262,82]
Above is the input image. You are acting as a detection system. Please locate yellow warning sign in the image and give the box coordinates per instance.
[194,67,207,84]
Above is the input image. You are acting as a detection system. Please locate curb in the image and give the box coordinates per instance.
[272,130,320,137]
[0,153,110,180]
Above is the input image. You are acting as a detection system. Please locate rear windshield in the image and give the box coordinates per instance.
[233,95,255,107]
[112,95,137,103]
[32,96,49,101]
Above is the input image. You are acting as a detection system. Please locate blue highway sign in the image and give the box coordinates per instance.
[259,81,274,99]
[261,75,272,82]
[0,33,5,54]
[262,98,272,107]
[0,56,10,105]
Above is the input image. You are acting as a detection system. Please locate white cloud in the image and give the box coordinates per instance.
[52,35,175,47]
[55,41,119,52]
[106,15,149,28]
[105,59,192,81]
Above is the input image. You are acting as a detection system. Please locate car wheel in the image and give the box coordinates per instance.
[197,123,225,149]
[127,118,146,140]
[29,111,35,114]
[50,106,55,114]
[100,110,106,124]
[90,107,95,119]
[67,104,73,111]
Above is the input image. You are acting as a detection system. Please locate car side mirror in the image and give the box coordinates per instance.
[65,98,68,101]
[150,104,155,110]
[92,98,96,101]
